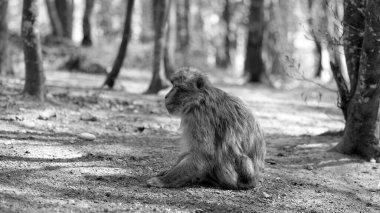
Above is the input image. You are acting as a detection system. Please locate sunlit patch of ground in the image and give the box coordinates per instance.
[0,70,379,213]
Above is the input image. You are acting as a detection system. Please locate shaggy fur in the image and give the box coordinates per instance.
[147,67,266,189]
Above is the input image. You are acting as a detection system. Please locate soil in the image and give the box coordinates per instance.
[0,69,379,213]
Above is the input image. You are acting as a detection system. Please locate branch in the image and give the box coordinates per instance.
[330,61,349,120]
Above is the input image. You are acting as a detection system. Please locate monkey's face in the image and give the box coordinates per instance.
[165,69,208,116]
[165,86,184,115]
[165,83,198,116]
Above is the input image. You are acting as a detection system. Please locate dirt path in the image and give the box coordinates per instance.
[0,71,379,213]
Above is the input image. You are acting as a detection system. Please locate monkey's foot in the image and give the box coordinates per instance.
[147,177,165,188]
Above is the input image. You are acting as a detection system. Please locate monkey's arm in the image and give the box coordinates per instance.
[147,154,207,188]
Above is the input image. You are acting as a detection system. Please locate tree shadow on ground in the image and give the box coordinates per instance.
[266,134,365,168]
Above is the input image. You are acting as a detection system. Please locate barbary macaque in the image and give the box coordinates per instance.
[147,67,266,189]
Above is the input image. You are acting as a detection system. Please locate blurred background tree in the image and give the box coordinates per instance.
[145,0,170,94]
[103,0,135,89]
[22,0,45,100]
[244,0,264,83]
[0,0,13,76]
[81,0,95,46]
[45,0,74,39]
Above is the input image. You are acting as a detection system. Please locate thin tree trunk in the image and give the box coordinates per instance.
[45,0,64,37]
[55,0,73,39]
[314,41,323,77]
[0,0,12,76]
[163,0,176,78]
[103,0,135,89]
[244,0,264,82]
[22,0,45,100]
[146,0,170,94]
[330,62,349,120]
[82,0,95,46]
[335,0,380,160]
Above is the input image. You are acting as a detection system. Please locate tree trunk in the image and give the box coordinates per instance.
[82,0,95,46]
[307,0,328,78]
[330,0,363,121]
[0,0,12,76]
[103,0,135,89]
[343,0,365,98]
[55,0,73,39]
[139,0,154,43]
[334,0,380,161]
[146,0,170,94]
[163,0,176,78]
[244,0,264,82]
[22,0,45,101]
[263,0,288,81]
[216,0,231,68]
[45,0,64,37]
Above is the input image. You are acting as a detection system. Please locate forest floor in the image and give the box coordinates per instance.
[0,68,379,213]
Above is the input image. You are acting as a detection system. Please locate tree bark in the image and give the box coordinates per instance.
[244,0,264,82]
[335,0,380,160]
[22,0,45,101]
[146,0,170,94]
[0,0,12,76]
[103,0,135,89]
[82,0,95,46]
[55,0,73,39]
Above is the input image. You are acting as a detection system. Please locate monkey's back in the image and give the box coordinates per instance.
[185,87,265,167]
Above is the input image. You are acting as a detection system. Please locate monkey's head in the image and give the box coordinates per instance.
[165,67,210,116]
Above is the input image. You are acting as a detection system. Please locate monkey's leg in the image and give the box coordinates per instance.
[147,154,207,188]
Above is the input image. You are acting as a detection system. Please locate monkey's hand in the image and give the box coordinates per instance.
[147,177,165,188]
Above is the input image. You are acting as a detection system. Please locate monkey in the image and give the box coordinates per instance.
[146,67,266,190]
